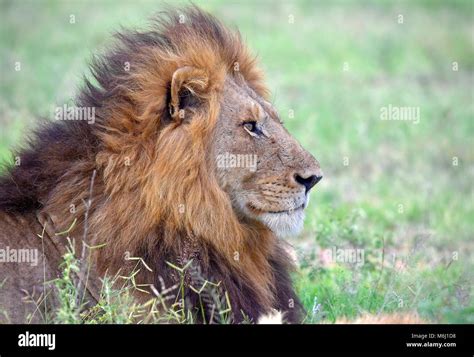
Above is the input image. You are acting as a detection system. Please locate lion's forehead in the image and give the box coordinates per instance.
[220,76,279,122]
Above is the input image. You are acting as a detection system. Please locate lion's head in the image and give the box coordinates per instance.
[73,6,322,251]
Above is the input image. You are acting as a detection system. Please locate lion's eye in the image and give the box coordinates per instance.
[243,122,256,132]
[242,121,262,137]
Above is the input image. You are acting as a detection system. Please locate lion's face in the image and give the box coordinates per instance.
[212,76,322,238]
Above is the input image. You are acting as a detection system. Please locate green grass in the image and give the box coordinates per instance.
[1,0,473,323]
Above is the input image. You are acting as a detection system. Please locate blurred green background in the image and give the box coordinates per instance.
[0,0,473,323]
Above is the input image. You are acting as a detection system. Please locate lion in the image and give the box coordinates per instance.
[0,6,322,324]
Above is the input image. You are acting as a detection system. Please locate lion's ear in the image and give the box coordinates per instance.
[168,66,209,123]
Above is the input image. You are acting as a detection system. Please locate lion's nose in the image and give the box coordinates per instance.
[294,173,322,194]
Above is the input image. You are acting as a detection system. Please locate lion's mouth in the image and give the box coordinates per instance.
[247,203,305,215]
[266,205,304,215]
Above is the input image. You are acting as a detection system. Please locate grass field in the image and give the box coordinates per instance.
[1,0,473,323]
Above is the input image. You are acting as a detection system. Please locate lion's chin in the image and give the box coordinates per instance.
[258,209,305,239]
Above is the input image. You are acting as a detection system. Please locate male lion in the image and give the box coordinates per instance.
[0,6,322,323]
